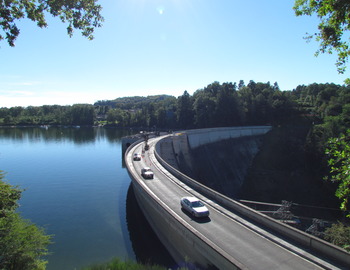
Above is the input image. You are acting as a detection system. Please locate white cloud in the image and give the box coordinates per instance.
[0,90,35,97]
[8,82,42,86]
[0,88,120,108]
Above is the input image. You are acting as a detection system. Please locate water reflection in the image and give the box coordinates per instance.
[0,126,134,144]
[126,184,176,268]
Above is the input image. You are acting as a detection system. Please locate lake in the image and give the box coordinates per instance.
[0,127,174,270]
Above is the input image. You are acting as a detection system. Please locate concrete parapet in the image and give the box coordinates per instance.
[184,126,272,149]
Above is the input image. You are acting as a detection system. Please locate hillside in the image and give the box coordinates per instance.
[94,95,175,109]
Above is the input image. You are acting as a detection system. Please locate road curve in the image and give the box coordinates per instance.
[127,135,343,270]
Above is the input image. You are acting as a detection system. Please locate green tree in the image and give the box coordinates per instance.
[237,86,254,124]
[324,222,350,251]
[0,0,104,46]
[325,130,350,217]
[0,171,52,269]
[238,80,245,90]
[270,91,296,125]
[294,0,350,76]
[176,91,194,129]
[155,106,167,128]
[214,82,242,127]
[70,104,95,125]
[0,172,21,216]
[192,90,215,128]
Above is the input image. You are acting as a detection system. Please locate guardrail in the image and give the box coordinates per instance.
[154,135,350,268]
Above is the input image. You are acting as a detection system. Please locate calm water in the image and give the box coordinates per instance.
[0,127,174,270]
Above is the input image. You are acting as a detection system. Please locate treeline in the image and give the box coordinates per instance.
[0,80,349,140]
[96,81,295,129]
[0,104,95,126]
[94,95,174,110]
[96,94,178,128]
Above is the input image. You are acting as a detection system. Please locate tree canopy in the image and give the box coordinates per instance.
[325,130,350,217]
[294,0,350,76]
[0,0,104,46]
[0,171,52,269]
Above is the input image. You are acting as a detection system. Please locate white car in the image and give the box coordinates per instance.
[141,167,154,179]
[180,196,209,218]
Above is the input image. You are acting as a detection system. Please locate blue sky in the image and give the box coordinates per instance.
[0,0,348,108]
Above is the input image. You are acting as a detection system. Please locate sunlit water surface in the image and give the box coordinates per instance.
[0,127,174,270]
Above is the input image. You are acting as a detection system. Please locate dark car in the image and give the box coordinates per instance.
[141,167,154,179]
[133,153,141,161]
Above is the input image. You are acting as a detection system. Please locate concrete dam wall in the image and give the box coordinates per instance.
[159,126,272,198]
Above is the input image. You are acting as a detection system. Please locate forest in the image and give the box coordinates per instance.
[1,80,349,137]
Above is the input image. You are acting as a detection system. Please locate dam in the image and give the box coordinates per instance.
[124,126,350,269]
[157,127,269,198]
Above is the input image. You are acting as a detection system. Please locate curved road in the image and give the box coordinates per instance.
[127,136,343,270]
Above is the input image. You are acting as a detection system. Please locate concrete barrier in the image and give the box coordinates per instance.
[184,126,272,149]
[154,131,350,267]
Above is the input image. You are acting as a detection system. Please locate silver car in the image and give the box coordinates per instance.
[180,196,209,218]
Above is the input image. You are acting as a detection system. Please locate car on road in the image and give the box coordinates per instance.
[141,167,154,179]
[180,196,209,218]
[133,153,142,161]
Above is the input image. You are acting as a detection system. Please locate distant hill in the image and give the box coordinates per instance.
[94,95,175,110]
